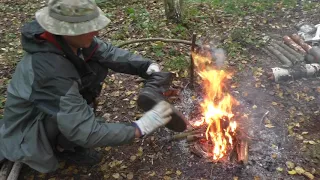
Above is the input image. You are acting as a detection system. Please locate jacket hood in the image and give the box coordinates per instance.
[21,20,63,55]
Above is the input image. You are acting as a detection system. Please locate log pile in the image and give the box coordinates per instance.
[0,161,22,180]
[265,33,320,82]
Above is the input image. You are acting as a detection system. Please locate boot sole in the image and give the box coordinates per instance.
[137,91,187,132]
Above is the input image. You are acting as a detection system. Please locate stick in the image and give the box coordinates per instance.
[259,111,270,126]
[283,35,306,54]
[163,129,203,142]
[190,33,197,89]
[7,162,23,180]
[116,38,200,48]
[266,46,293,67]
[0,161,13,180]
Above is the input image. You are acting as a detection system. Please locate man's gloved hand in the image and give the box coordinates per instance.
[134,101,172,136]
[146,63,160,75]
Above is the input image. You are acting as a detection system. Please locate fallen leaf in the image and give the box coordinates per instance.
[130,155,136,161]
[265,124,274,128]
[302,132,309,135]
[276,167,283,172]
[163,176,171,180]
[288,170,297,175]
[165,170,172,175]
[254,176,260,180]
[105,147,111,151]
[176,170,182,176]
[271,153,277,159]
[272,102,278,105]
[303,172,314,179]
[308,141,316,145]
[295,166,305,175]
[127,172,134,179]
[252,105,257,109]
[149,171,156,176]
[112,173,120,179]
[233,177,239,180]
[286,161,295,169]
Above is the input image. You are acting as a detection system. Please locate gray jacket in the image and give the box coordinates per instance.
[0,20,152,173]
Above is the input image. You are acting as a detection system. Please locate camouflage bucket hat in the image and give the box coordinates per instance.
[35,0,111,36]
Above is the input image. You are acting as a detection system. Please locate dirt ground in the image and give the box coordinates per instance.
[0,0,319,179]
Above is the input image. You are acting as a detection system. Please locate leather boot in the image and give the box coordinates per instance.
[137,72,187,132]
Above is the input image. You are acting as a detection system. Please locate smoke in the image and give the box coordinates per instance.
[212,48,226,68]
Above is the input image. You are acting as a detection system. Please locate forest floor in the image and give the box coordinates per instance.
[0,0,319,179]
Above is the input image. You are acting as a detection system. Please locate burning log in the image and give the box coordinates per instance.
[237,140,249,164]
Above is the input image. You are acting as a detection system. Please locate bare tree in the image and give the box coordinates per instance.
[164,0,184,23]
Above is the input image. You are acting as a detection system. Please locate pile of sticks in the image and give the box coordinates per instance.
[0,161,22,180]
[164,126,249,164]
[265,34,320,82]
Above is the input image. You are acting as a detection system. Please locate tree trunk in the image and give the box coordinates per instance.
[164,0,183,23]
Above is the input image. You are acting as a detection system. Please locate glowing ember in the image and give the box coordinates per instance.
[192,48,239,161]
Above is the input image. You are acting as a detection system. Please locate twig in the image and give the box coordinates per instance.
[116,38,200,48]
[259,110,270,126]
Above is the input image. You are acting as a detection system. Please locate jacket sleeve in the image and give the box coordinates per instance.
[82,37,153,79]
[32,75,136,148]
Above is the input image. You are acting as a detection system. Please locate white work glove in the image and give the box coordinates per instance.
[146,63,160,75]
[134,101,172,136]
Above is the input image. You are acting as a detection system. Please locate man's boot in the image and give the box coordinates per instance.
[56,146,102,166]
[137,72,187,132]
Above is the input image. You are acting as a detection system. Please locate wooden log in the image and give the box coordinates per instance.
[275,41,304,61]
[269,63,320,82]
[7,162,23,180]
[237,139,249,164]
[163,129,203,142]
[291,34,312,52]
[283,35,306,54]
[0,161,13,180]
[266,46,293,67]
[270,41,300,65]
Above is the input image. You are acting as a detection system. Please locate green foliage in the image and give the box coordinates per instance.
[164,55,189,71]
[186,0,297,16]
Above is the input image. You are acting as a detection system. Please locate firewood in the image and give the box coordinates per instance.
[270,41,300,65]
[291,34,312,52]
[237,140,249,164]
[266,46,293,67]
[275,41,304,61]
[283,35,306,54]
[269,63,320,82]
[163,129,203,142]
[7,162,23,180]
[0,161,13,180]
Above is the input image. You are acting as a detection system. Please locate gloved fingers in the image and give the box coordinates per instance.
[162,116,172,124]
[153,101,172,113]
[146,63,160,75]
[161,106,173,118]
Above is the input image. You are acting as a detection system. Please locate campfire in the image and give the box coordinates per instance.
[167,43,249,164]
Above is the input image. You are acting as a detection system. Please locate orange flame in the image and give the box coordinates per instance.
[192,50,238,160]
